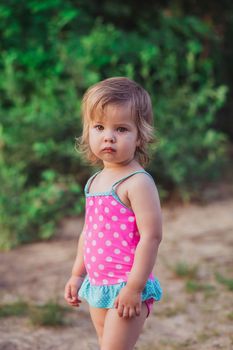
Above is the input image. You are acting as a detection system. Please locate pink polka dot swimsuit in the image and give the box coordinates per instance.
[78,170,163,310]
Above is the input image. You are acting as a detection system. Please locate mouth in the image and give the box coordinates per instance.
[102,147,116,153]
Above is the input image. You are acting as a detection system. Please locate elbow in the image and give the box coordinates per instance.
[157,229,162,244]
[140,229,162,247]
[152,228,162,246]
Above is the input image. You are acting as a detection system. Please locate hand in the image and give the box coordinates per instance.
[114,285,142,319]
[64,275,84,307]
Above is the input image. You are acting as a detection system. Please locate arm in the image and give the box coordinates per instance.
[71,230,87,278]
[64,230,87,307]
[115,174,162,318]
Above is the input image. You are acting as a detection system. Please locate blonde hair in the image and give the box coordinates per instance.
[78,77,155,165]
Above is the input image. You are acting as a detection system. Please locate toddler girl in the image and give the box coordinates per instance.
[64,77,163,350]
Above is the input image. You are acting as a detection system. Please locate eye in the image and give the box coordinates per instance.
[94,124,104,131]
[117,127,128,133]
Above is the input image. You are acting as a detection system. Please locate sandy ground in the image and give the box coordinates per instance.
[0,195,233,350]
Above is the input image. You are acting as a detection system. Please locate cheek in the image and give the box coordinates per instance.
[89,131,100,152]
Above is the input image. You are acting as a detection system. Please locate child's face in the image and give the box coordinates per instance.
[89,103,140,167]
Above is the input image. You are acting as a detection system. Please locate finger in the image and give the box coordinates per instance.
[123,306,129,319]
[129,308,136,318]
[118,304,124,317]
[64,284,71,301]
[71,285,78,300]
[71,300,81,307]
[135,304,141,316]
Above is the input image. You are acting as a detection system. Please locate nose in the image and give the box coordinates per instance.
[104,130,115,143]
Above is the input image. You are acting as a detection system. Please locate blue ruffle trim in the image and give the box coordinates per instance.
[78,276,162,308]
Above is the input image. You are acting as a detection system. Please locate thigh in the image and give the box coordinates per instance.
[89,306,108,345]
[101,302,148,350]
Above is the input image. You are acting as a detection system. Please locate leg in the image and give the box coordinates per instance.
[89,306,108,347]
[101,302,148,350]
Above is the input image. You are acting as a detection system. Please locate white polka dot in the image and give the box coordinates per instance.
[120,224,127,230]
[91,256,96,262]
[111,216,118,221]
[94,271,99,277]
[93,224,98,230]
[92,240,97,246]
[105,223,111,230]
[111,200,117,206]
[120,208,126,214]
[99,215,104,221]
[106,256,112,262]
[108,271,114,277]
[98,232,104,238]
[98,199,103,205]
[122,240,128,246]
[94,208,98,214]
[113,232,119,238]
[88,232,92,238]
[89,216,93,222]
[116,264,122,269]
[118,278,124,283]
[114,248,121,254]
[89,200,94,206]
[86,248,90,253]
[128,216,135,222]
[103,279,108,285]
[98,248,104,254]
[98,264,104,270]
[87,264,91,269]
[104,207,109,213]
[129,232,134,239]
[105,240,112,246]
[91,278,96,284]
[124,256,131,262]
[131,248,135,254]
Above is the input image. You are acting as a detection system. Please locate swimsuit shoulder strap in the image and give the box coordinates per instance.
[84,170,101,195]
[111,170,154,191]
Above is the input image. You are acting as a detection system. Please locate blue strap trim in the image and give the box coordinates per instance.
[112,170,153,191]
[84,171,101,195]
[84,170,155,198]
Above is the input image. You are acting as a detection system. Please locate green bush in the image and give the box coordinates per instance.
[0,2,228,249]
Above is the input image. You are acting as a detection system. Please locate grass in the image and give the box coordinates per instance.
[29,301,69,327]
[227,312,233,320]
[0,300,71,327]
[157,303,186,317]
[215,272,233,291]
[0,301,29,318]
[171,261,217,294]
[185,280,215,293]
[174,261,198,279]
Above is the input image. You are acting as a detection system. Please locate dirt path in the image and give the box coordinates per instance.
[0,198,233,350]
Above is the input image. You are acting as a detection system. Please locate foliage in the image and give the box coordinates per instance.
[0,1,229,248]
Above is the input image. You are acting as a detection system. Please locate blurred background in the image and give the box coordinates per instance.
[0,1,232,349]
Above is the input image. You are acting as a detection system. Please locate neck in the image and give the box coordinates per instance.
[102,159,142,173]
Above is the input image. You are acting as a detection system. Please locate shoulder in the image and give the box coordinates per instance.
[127,171,160,207]
[128,172,157,193]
